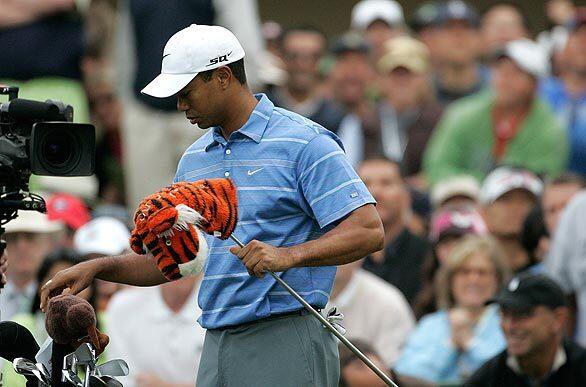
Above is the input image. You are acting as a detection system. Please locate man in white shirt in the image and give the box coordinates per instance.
[105,275,205,387]
[1,211,62,321]
[328,259,415,367]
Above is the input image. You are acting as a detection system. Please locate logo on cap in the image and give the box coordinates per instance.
[206,51,233,67]
[508,277,520,291]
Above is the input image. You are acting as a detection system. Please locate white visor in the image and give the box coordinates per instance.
[141,72,198,98]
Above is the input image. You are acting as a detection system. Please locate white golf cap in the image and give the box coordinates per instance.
[351,0,405,30]
[431,175,480,207]
[4,210,63,234]
[494,39,549,79]
[73,216,131,256]
[480,167,543,205]
[141,24,246,98]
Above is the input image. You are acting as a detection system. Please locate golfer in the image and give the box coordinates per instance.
[41,24,383,386]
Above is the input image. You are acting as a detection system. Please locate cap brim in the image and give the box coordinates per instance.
[141,73,197,98]
[487,294,534,312]
[5,220,63,234]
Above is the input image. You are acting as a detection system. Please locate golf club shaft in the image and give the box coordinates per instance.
[84,365,90,387]
[229,234,398,387]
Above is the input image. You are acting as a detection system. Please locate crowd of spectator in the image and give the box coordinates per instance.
[1,0,586,386]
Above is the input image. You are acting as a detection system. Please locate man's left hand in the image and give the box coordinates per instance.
[230,240,295,278]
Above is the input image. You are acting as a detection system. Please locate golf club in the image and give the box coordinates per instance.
[73,343,96,387]
[35,362,51,386]
[95,359,129,377]
[62,368,83,387]
[88,375,107,387]
[13,358,50,386]
[229,234,398,387]
[99,376,123,387]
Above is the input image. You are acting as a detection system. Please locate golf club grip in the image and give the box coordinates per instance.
[229,235,398,387]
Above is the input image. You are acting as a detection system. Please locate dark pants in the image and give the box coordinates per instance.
[196,311,340,387]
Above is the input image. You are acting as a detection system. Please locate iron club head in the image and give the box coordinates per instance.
[74,343,96,365]
[89,374,108,386]
[13,357,37,375]
[95,359,129,377]
[63,368,83,387]
[101,375,123,387]
[13,358,50,386]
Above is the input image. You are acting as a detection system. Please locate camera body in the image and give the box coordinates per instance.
[0,86,95,225]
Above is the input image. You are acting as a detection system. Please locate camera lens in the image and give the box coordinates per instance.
[31,122,94,176]
[43,134,73,166]
[39,129,80,173]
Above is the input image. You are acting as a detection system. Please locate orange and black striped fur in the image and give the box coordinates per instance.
[130,178,238,281]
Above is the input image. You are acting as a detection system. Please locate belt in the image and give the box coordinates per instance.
[219,306,321,331]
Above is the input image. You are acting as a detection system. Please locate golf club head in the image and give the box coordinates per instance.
[14,358,51,385]
[13,357,37,375]
[95,359,129,377]
[89,374,108,386]
[74,343,96,365]
[64,352,77,370]
[63,368,83,387]
[101,375,123,387]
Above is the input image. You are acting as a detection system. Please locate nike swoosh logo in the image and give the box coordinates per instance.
[247,168,263,176]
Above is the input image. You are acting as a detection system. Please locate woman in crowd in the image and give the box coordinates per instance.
[412,205,487,319]
[395,235,509,384]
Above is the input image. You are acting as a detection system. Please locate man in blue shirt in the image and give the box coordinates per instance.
[41,25,384,386]
[539,11,586,175]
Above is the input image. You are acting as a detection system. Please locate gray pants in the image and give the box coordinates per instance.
[196,311,340,387]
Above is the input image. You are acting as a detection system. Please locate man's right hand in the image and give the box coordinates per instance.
[40,260,99,312]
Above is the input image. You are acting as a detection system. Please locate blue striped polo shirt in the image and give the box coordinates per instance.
[173,94,375,329]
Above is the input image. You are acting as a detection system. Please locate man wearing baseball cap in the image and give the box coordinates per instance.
[424,38,568,186]
[41,24,384,386]
[350,0,406,61]
[432,0,488,106]
[480,167,543,273]
[1,211,63,321]
[375,36,444,180]
[46,192,91,249]
[465,274,586,386]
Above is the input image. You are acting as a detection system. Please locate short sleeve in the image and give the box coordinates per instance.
[297,133,375,229]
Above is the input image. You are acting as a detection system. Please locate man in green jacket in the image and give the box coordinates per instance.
[424,39,568,186]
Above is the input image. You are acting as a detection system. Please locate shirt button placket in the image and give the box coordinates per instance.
[224,145,231,177]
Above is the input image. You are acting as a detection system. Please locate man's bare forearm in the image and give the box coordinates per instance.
[0,0,75,28]
[288,204,384,267]
[94,252,168,286]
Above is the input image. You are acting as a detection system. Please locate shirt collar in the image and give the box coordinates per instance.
[204,93,273,151]
[506,345,566,376]
[4,281,36,299]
